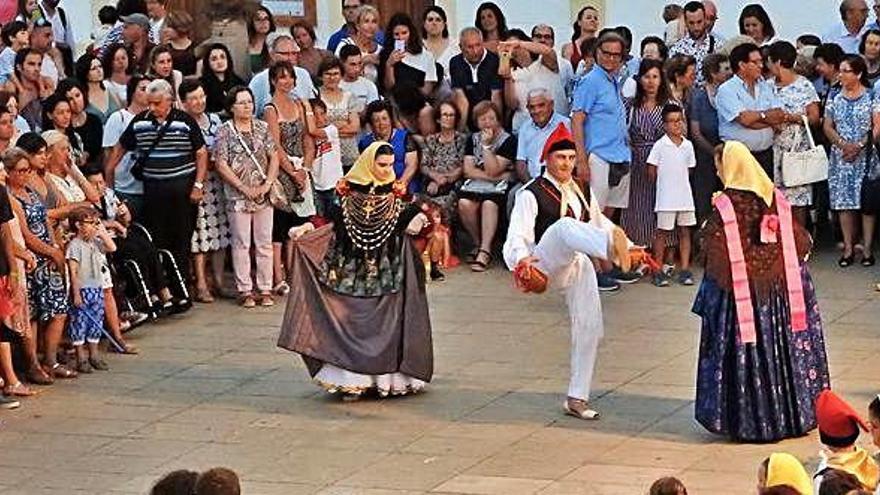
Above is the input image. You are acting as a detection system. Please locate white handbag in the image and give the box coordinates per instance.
[781,115,829,187]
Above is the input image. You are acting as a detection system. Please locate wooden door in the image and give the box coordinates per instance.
[374,0,434,27]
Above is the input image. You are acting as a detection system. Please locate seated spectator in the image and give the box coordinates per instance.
[498,28,567,133]
[474,2,508,54]
[57,79,105,169]
[739,4,777,46]
[147,45,183,98]
[114,202,175,310]
[814,390,880,492]
[41,130,100,207]
[380,13,438,97]
[334,5,383,83]
[457,101,515,273]
[246,5,275,76]
[102,43,135,110]
[823,0,870,54]
[358,100,420,194]
[122,13,157,74]
[421,100,466,217]
[563,5,601,70]
[292,22,331,80]
[649,476,688,495]
[7,48,54,132]
[449,27,502,131]
[338,44,380,118]
[758,452,814,495]
[194,467,240,495]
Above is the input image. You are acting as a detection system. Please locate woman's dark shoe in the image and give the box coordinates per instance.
[861,255,875,267]
[838,254,854,267]
[430,262,445,282]
[26,366,53,385]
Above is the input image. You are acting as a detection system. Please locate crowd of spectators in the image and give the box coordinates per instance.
[1,1,880,493]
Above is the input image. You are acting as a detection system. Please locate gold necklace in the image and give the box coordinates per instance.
[341,189,402,252]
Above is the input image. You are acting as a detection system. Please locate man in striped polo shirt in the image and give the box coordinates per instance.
[111,79,208,293]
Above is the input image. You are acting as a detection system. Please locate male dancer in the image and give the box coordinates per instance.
[504,123,626,420]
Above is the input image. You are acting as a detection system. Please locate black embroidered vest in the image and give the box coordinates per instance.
[524,177,589,243]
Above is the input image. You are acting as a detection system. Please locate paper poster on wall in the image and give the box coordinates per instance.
[263,0,305,17]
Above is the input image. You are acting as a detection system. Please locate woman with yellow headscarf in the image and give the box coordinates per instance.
[693,141,830,442]
[277,142,434,400]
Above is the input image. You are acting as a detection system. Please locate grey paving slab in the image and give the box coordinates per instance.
[0,250,877,494]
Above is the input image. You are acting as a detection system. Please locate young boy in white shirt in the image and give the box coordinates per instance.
[647,103,696,287]
[303,98,343,217]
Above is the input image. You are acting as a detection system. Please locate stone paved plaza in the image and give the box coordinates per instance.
[0,251,878,494]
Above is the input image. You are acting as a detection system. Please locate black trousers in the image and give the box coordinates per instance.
[753,148,774,182]
[143,175,197,283]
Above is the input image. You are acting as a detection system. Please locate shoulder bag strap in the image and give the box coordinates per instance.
[141,116,173,162]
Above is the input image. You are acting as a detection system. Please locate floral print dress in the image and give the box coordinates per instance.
[826,89,873,210]
[191,112,231,253]
[773,76,819,207]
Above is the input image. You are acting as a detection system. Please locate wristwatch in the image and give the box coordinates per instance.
[193,181,204,190]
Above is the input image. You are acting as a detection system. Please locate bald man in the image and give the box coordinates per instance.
[823,0,870,54]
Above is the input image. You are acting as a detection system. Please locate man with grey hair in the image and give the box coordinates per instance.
[249,33,316,117]
[449,27,502,130]
[108,77,208,301]
[824,0,870,53]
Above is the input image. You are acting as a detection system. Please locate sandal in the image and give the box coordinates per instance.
[26,366,53,385]
[862,255,875,267]
[470,249,492,272]
[49,363,77,379]
[258,292,275,307]
[194,287,214,303]
[4,381,37,397]
[239,293,256,308]
[465,248,480,263]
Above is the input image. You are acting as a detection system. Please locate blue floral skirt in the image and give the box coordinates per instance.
[692,266,830,442]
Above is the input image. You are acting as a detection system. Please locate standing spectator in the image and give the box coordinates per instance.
[572,32,631,215]
[563,6,601,71]
[214,86,278,308]
[57,79,104,170]
[338,44,379,118]
[422,6,459,85]
[75,53,118,124]
[246,6,275,77]
[738,4,777,46]
[823,54,875,267]
[825,0,871,54]
[102,43,134,111]
[0,21,29,84]
[180,79,228,303]
[147,45,183,97]
[250,33,316,117]
[716,42,785,179]
[474,2,507,54]
[262,61,315,296]
[666,54,697,111]
[292,22,331,81]
[317,57,359,172]
[95,0,157,58]
[498,28,566,133]
[121,13,157,75]
[703,0,725,43]
[145,0,167,44]
[66,207,114,374]
[327,0,384,54]
[622,36,668,99]
[689,53,731,222]
[515,89,570,185]
[648,103,696,287]
[663,4,685,47]
[333,5,382,84]
[768,41,821,227]
[6,146,72,379]
[30,17,66,85]
[457,101,515,272]
[449,27,502,131]
[860,29,880,84]
[162,11,197,77]
[199,44,245,116]
[39,0,75,66]
[421,100,467,217]
[358,100,420,193]
[110,79,208,287]
[620,59,673,248]
[670,1,718,86]
[41,92,85,168]
[103,74,151,217]
[301,98,343,216]
[9,49,53,132]
[380,13,437,97]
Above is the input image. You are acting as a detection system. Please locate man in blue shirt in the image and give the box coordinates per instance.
[716,42,785,179]
[572,32,631,216]
[823,0,870,54]
[327,0,384,54]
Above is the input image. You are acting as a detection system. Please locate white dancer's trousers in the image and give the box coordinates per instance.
[533,218,608,402]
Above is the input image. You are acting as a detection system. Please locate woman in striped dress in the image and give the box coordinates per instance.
[620,59,672,248]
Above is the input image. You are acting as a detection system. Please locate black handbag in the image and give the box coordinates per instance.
[131,117,172,181]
